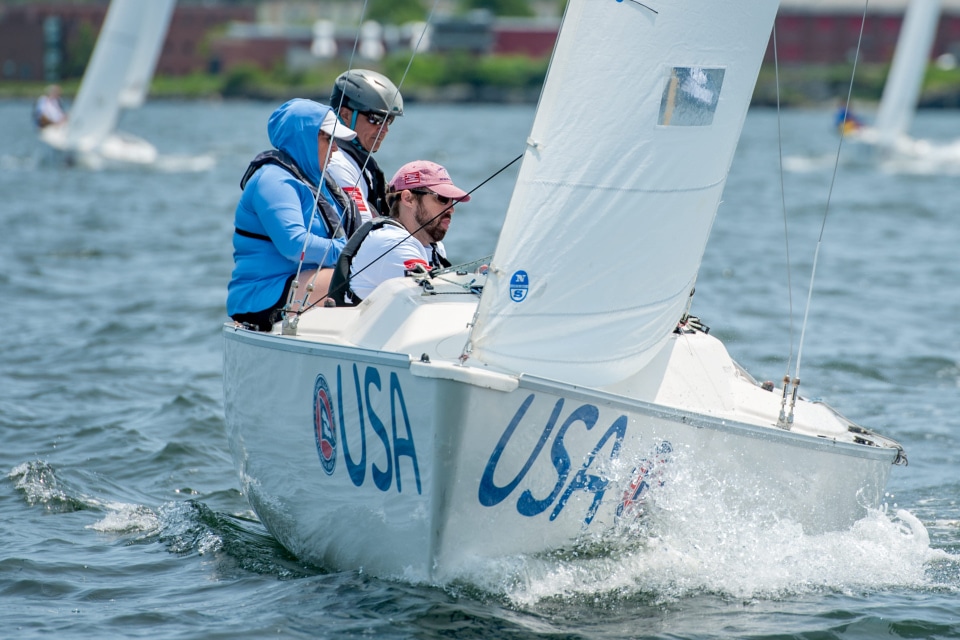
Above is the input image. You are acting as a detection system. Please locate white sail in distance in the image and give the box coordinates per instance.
[119,0,176,109]
[64,0,172,152]
[874,0,942,146]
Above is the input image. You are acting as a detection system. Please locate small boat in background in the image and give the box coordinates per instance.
[844,0,960,166]
[223,0,906,582]
[39,0,175,168]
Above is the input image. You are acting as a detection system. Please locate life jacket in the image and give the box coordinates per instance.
[236,149,361,241]
[337,140,387,216]
[327,217,452,307]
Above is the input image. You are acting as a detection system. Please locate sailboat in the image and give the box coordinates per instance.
[847,0,948,159]
[223,0,906,582]
[39,0,175,167]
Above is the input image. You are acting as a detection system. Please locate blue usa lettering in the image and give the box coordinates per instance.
[332,364,422,494]
[478,394,628,524]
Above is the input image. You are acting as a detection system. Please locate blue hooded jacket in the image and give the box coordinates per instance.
[227,99,348,316]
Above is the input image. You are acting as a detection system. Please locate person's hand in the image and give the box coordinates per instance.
[326,236,347,266]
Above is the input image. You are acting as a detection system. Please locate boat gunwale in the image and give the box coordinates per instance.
[518,375,902,462]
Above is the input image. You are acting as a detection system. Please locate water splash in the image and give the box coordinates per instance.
[461,505,950,608]
[447,450,954,605]
[8,460,87,512]
[88,502,160,534]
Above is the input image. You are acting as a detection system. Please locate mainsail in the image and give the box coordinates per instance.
[873,0,941,145]
[467,0,779,386]
[63,0,174,152]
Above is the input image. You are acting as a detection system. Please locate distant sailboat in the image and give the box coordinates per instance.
[872,0,941,145]
[39,0,175,167]
[846,0,957,162]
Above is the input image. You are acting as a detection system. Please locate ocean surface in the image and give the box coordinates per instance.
[1,99,958,639]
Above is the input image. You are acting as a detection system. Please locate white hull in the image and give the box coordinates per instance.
[223,276,903,582]
[40,123,157,168]
[223,0,904,582]
[845,125,960,170]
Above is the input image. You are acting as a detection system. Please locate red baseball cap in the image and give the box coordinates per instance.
[388,160,471,202]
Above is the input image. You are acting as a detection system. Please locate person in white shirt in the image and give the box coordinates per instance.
[326,69,404,223]
[331,160,471,305]
[34,85,67,128]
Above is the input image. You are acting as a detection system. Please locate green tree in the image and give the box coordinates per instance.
[368,0,426,25]
[62,21,96,79]
[458,0,534,17]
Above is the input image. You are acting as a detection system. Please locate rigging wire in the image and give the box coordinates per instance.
[781,0,871,426]
[281,0,370,329]
[284,0,443,330]
[772,25,798,426]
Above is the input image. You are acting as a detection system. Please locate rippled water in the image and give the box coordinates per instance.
[1,99,958,639]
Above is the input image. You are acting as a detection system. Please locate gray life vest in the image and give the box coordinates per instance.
[236,149,361,241]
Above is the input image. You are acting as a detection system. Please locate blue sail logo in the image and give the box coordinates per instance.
[509,270,529,302]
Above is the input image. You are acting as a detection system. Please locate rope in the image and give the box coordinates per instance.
[295,152,524,316]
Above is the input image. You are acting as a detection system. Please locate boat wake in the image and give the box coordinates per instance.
[152,153,217,174]
[7,460,305,578]
[784,137,960,176]
[8,458,956,600]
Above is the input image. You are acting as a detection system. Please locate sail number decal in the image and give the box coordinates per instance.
[479,393,629,525]
[312,367,422,495]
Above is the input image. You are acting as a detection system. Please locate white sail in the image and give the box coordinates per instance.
[873,0,941,145]
[64,0,145,152]
[119,0,176,109]
[467,0,779,386]
[53,0,173,155]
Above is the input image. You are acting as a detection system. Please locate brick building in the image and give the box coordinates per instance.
[0,2,254,82]
[770,0,960,64]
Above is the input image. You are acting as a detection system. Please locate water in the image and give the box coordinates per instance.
[2,100,959,638]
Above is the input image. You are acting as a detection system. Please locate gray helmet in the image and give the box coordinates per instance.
[330,69,404,118]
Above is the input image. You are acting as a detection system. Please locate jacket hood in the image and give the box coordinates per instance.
[267,98,332,186]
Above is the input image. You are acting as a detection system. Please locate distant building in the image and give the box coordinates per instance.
[5,1,960,83]
[772,0,960,64]
[0,3,254,82]
[492,18,559,57]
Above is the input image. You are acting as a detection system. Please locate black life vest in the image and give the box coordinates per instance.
[327,218,452,307]
[236,149,361,241]
[337,141,387,216]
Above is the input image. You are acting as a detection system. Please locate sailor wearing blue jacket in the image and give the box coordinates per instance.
[228,99,360,331]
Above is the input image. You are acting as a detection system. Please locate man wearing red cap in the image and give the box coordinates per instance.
[329,160,470,305]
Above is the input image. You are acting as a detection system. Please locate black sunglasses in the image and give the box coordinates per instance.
[362,111,396,127]
[410,189,453,206]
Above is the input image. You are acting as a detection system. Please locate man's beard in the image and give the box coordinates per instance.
[414,201,449,242]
